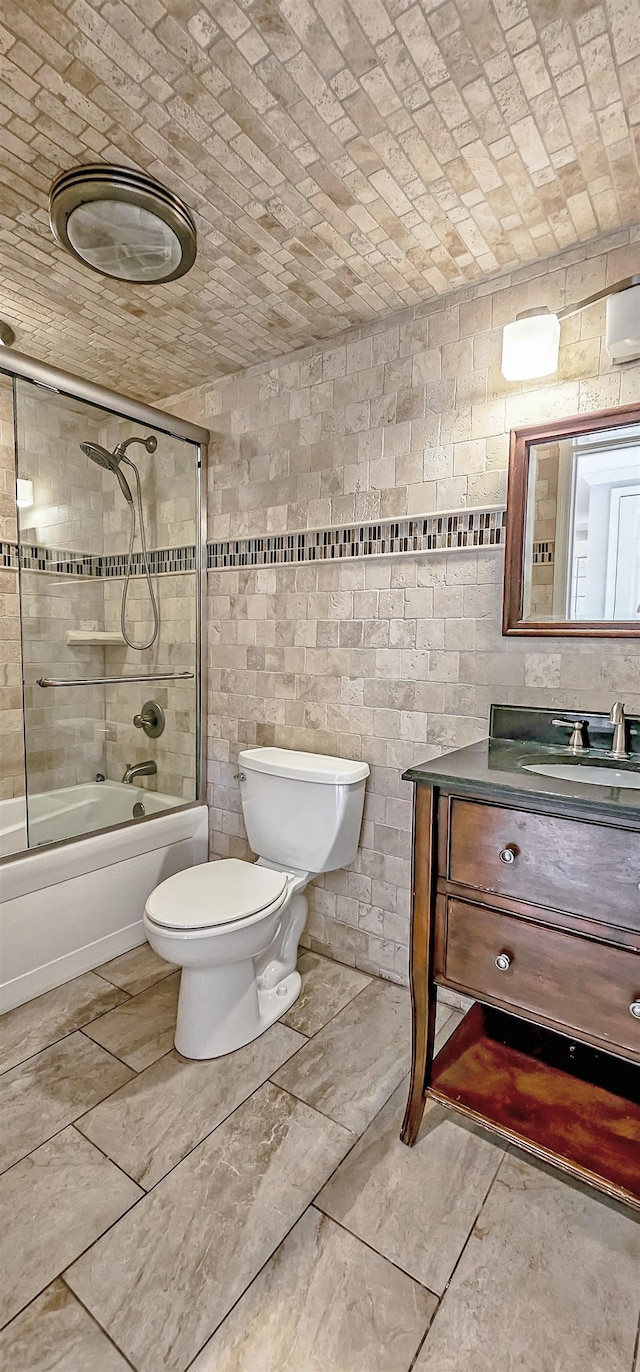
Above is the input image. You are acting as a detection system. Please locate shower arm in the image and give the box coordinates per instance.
[36,671,194,687]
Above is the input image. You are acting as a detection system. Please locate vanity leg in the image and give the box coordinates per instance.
[401,784,437,1147]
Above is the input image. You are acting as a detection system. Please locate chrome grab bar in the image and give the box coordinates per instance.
[36,671,194,687]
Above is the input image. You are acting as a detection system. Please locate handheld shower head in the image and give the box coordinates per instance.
[80,442,134,504]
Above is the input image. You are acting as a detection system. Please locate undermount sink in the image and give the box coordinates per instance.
[523,762,640,789]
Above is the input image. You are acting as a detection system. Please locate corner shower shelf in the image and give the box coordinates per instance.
[66,630,125,646]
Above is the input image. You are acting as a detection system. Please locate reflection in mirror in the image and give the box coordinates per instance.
[523,422,640,624]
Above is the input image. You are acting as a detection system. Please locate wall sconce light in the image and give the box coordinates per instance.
[16,478,34,509]
[501,275,640,381]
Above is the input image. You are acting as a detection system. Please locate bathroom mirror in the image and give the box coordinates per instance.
[503,402,640,636]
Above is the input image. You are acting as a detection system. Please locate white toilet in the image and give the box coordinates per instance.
[143,747,369,1059]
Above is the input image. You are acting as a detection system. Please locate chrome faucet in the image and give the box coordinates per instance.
[122,760,157,784]
[607,701,629,761]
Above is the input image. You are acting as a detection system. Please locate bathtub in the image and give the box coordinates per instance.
[0,782,208,1013]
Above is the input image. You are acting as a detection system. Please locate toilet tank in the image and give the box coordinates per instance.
[238,747,369,874]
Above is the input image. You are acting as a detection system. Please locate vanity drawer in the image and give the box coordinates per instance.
[441,897,640,1058]
[446,797,640,931]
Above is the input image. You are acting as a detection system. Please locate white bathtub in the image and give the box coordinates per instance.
[1,781,195,857]
[0,782,208,1013]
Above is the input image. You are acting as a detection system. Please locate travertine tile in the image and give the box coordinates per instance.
[317,1080,503,1296]
[281,951,371,1036]
[0,1280,130,1370]
[0,8,637,399]
[82,972,180,1071]
[77,1022,305,1189]
[272,978,412,1134]
[95,941,174,997]
[0,974,129,1077]
[190,1206,437,1372]
[0,1127,141,1328]
[0,1033,134,1175]
[66,1083,353,1372]
[414,1152,640,1371]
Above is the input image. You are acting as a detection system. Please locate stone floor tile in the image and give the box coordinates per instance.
[0,1033,134,1175]
[316,1081,503,1296]
[273,979,420,1135]
[190,1206,437,1372]
[0,974,128,1077]
[280,951,371,1036]
[77,1022,305,1189]
[65,1082,353,1372]
[95,941,173,997]
[0,1127,142,1329]
[82,972,180,1071]
[414,1152,640,1372]
[0,1280,130,1370]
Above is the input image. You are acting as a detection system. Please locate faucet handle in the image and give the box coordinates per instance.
[610,700,625,723]
[551,719,589,752]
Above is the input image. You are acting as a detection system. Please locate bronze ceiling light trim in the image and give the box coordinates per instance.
[49,165,197,284]
[0,321,15,346]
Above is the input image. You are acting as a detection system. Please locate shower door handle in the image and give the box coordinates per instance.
[36,671,194,687]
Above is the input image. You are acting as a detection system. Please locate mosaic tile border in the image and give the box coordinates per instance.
[208,509,506,569]
[3,509,507,578]
[2,542,196,576]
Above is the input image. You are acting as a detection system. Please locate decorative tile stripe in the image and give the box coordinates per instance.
[7,543,196,576]
[101,547,196,577]
[208,509,506,570]
[4,510,506,578]
[532,539,555,565]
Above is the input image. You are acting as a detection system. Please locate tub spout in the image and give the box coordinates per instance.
[122,760,157,784]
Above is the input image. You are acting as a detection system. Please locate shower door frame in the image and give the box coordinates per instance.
[1,346,209,850]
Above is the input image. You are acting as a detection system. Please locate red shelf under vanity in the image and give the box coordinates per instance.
[428,1004,640,1210]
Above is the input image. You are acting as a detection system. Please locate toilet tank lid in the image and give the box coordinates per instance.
[239,747,369,785]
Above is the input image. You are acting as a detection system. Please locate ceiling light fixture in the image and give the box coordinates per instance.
[49,165,197,284]
[501,275,640,381]
[0,321,15,347]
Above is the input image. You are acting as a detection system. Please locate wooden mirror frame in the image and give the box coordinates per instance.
[503,401,640,637]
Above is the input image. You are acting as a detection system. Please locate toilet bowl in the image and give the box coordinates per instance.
[143,747,369,1059]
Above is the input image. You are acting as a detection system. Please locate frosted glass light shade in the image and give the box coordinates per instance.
[67,200,183,282]
[501,313,561,380]
[16,478,33,509]
[606,284,640,364]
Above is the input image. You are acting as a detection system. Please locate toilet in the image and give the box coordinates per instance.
[143,747,369,1059]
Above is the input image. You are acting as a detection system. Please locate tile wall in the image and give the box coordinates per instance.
[166,224,640,983]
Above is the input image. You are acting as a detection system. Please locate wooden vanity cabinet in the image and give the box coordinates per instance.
[402,783,640,1210]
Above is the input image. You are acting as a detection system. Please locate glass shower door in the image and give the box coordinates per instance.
[14,375,200,850]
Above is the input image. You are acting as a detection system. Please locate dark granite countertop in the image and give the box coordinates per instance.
[403,711,640,826]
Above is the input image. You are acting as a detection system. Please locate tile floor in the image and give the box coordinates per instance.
[0,945,638,1372]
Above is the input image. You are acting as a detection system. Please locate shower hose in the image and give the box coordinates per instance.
[121,460,160,651]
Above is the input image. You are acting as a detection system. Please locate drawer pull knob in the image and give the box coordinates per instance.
[499,846,517,864]
[495,952,511,971]
[630,1000,640,1019]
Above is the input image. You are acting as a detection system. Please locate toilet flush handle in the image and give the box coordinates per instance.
[234,771,246,781]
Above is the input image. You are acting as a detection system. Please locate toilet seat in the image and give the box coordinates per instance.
[145,858,288,932]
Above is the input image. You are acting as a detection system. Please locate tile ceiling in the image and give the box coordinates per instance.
[0,0,638,401]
